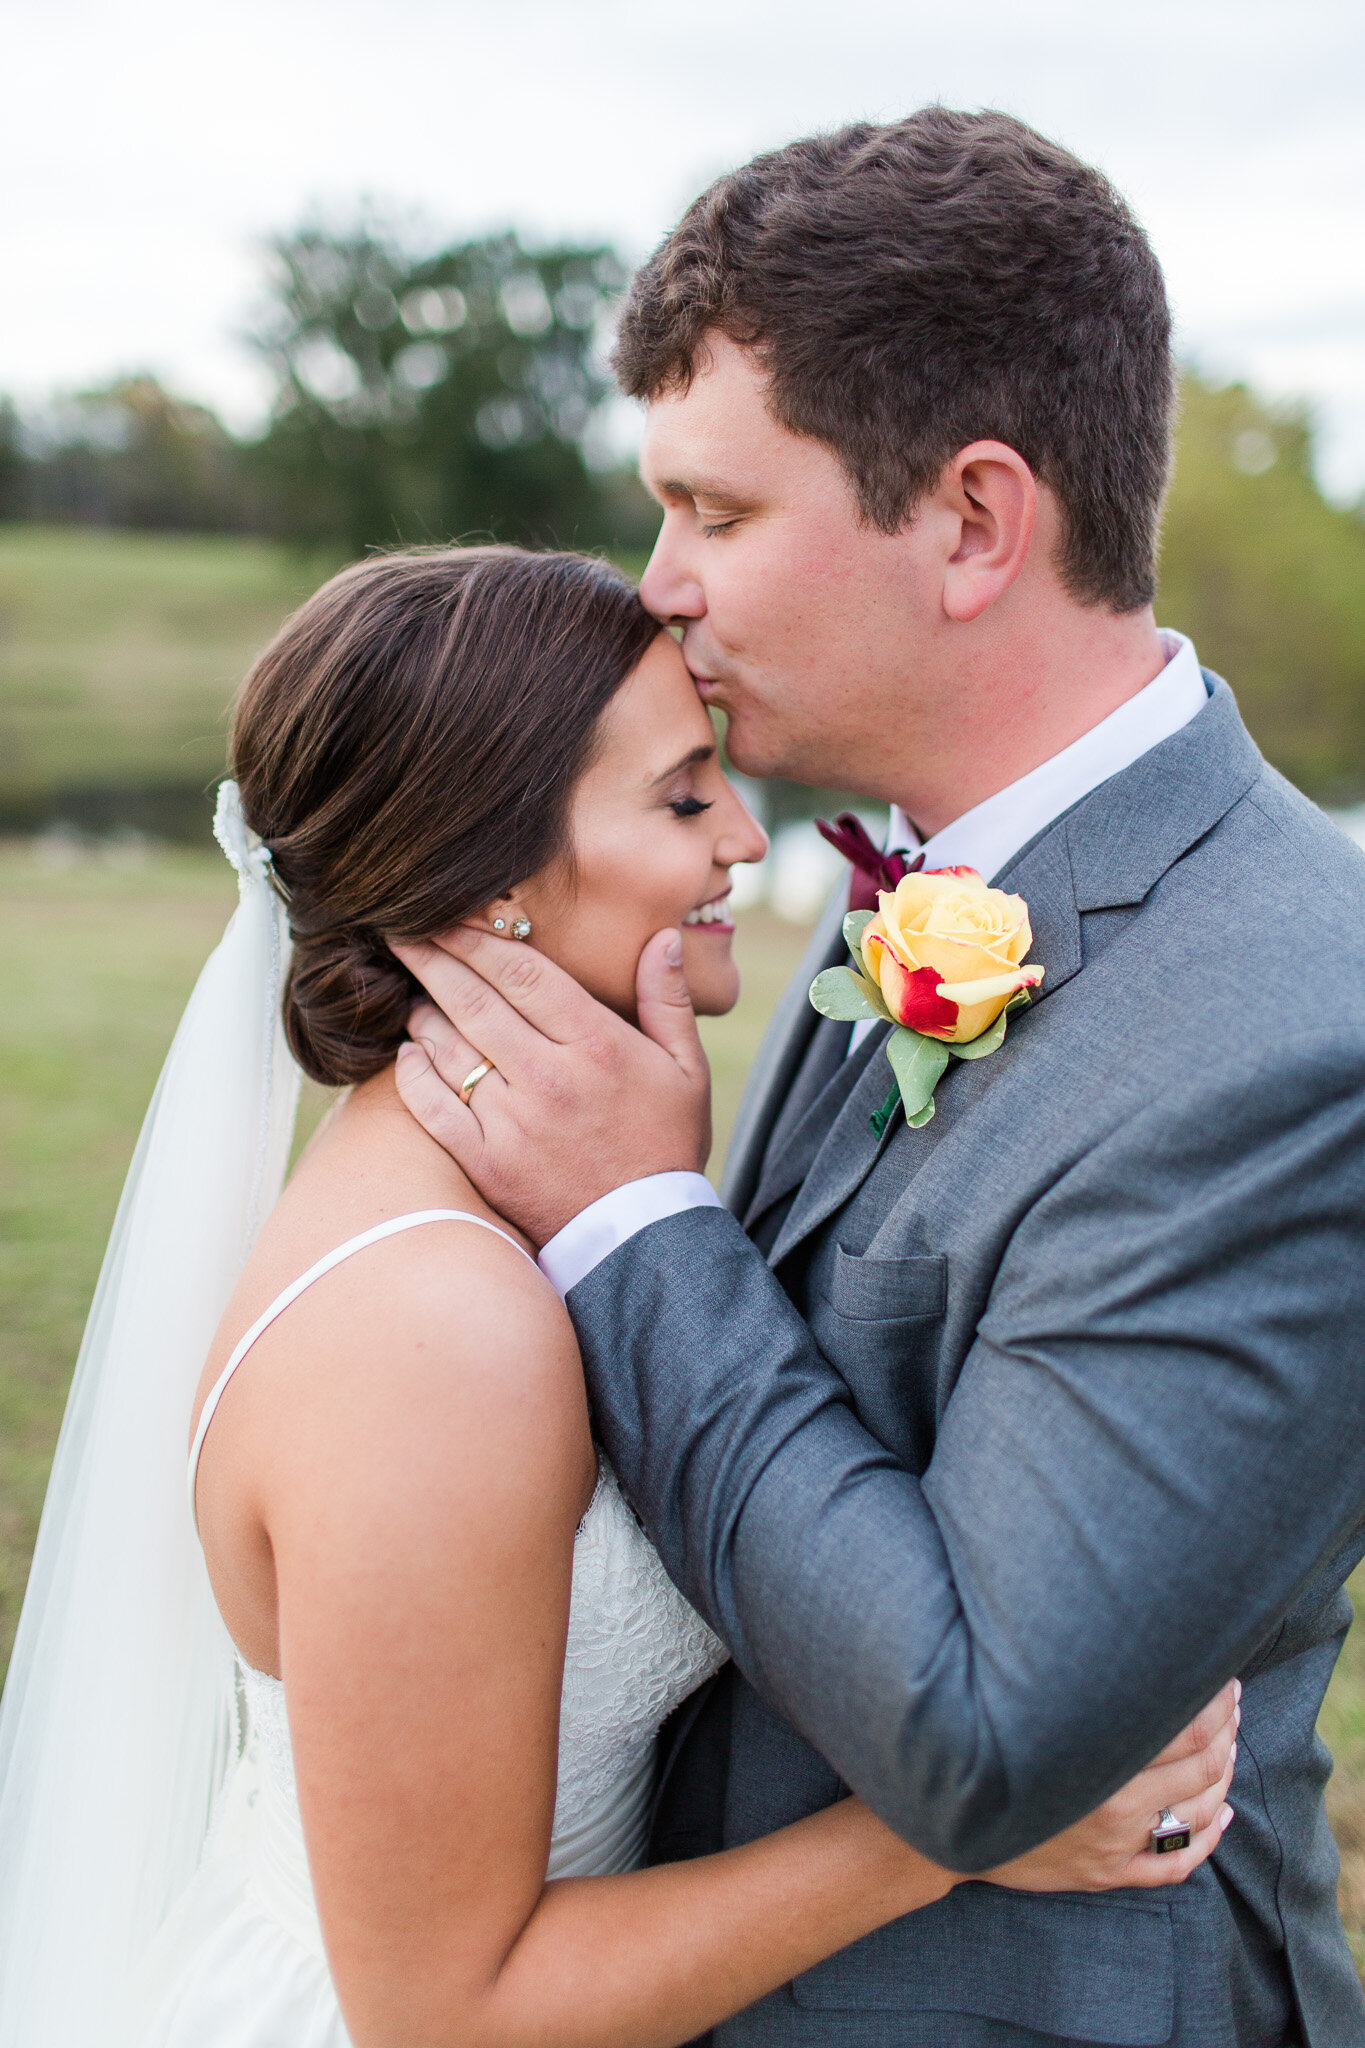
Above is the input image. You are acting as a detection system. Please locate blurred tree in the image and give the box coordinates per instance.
[1159,373,1365,800]
[20,377,256,532]
[0,399,28,519]
[245,218,657,556]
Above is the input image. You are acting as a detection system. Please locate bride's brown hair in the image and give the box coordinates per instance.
[230,545,660,1087]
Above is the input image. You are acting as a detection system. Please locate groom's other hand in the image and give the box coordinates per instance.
[393,927,711,1244]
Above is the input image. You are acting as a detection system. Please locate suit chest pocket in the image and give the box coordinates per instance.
[820,1245,946,1322]
[809,1248,947,1465]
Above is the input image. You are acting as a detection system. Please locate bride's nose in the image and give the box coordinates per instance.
[716,788,769,870]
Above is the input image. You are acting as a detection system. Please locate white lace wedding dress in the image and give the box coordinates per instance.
[134,1210,727,2047]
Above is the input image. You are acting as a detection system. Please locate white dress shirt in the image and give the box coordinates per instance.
[538,630,1210,1298]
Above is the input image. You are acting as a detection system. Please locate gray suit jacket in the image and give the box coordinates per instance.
[568,680,1365,2047]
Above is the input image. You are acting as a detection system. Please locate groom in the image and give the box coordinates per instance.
[397,112,1365,2044]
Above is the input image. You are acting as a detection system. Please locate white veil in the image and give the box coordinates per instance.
[0,785,301,2046]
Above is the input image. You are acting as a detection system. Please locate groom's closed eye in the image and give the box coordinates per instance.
[653,473,754,526]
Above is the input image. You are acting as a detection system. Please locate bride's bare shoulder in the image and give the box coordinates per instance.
[198,1072,593,1535]
[193,1120,592,1675]
[256,1203,582,1452]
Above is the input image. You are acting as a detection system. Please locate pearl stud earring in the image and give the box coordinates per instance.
[492,917,506,931]
[511,916,532,941]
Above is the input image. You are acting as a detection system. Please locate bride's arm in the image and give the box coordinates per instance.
[254,1230,1228,2048]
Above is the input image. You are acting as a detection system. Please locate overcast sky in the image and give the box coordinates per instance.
[6,0,1363,495]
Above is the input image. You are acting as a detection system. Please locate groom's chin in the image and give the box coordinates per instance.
[718,704,830,789]
[715,715,785,784]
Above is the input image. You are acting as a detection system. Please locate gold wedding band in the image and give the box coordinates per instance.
[458,1059,495,1106]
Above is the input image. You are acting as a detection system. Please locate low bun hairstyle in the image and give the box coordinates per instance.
[229,546,660,1087]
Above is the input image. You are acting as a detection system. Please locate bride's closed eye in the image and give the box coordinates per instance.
[670,795,715,819]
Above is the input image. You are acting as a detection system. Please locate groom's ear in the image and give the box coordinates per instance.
[939,441,1037,624]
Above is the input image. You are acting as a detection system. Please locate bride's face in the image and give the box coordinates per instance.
[508,634,768,1019]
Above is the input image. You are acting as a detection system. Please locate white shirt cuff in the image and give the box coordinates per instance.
[537,1171,723,1298]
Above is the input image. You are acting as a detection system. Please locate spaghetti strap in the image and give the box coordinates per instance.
[188,1209,536,1524]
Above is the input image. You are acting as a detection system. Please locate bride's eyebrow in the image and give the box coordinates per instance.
[649,743,715,786]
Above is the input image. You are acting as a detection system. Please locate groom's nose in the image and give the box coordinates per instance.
[639,522,706,627]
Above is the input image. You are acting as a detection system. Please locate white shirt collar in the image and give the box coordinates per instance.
[889,631,1210,883]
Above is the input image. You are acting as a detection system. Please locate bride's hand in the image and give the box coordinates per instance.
[984,1680,1239,1893]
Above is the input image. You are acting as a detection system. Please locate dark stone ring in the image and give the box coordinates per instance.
[1149,1808,1192,1855]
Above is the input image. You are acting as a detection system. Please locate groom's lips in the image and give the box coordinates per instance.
[683,657,723,701]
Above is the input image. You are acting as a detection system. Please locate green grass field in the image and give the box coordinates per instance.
[0,527,339,826]
[0,526,640,834]
[1,842,1361,1973]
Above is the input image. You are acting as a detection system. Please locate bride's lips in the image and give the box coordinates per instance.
[681,888,734,936]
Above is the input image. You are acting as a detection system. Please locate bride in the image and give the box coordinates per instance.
[0,546,1236,2048]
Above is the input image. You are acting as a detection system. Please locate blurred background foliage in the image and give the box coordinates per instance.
[242,220,655,556]
[1161,377,1365,803]
[1,216,1364,843]
[2,219,657,561]
[7,378,256,534]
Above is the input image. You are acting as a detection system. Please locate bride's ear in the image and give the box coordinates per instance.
[464,898,533,940]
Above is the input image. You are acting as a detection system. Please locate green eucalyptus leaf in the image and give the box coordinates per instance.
[886,1026,950,1118]
[949,1005,1011,1062]
[843,908,876,958]
[809,965,883,1022]
[1005,988,1033,1014]
[869,1084,901,1139]
[853,968,893,1021]
[906,1099,937,1127]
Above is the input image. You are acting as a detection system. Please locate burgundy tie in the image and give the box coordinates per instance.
[815,813,923,913]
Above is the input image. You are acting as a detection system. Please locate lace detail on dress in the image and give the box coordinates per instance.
[555,1462,724,1825]
[238,1457,725,1861]
[241,1666,293,1793]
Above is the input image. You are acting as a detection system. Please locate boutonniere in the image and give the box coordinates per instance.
[810,868,1044,1135]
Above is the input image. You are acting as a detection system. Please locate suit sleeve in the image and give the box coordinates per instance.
[567,1028,1365,1870]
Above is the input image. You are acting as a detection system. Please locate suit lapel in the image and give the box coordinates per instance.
[744,1017,884,1233]
[762,677,1260,1269]
[765,1025,902,1264]
[1059,674,1259,911]
[990,813,1083,1004]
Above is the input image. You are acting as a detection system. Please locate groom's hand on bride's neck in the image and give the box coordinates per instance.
[392,927,712,1246]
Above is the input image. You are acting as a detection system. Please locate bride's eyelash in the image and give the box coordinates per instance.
[670,796,714,819]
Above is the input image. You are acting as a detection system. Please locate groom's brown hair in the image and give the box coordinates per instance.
[614,108,1172,613]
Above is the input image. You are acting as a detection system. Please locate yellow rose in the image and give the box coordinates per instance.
[860,866,1043,1043]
